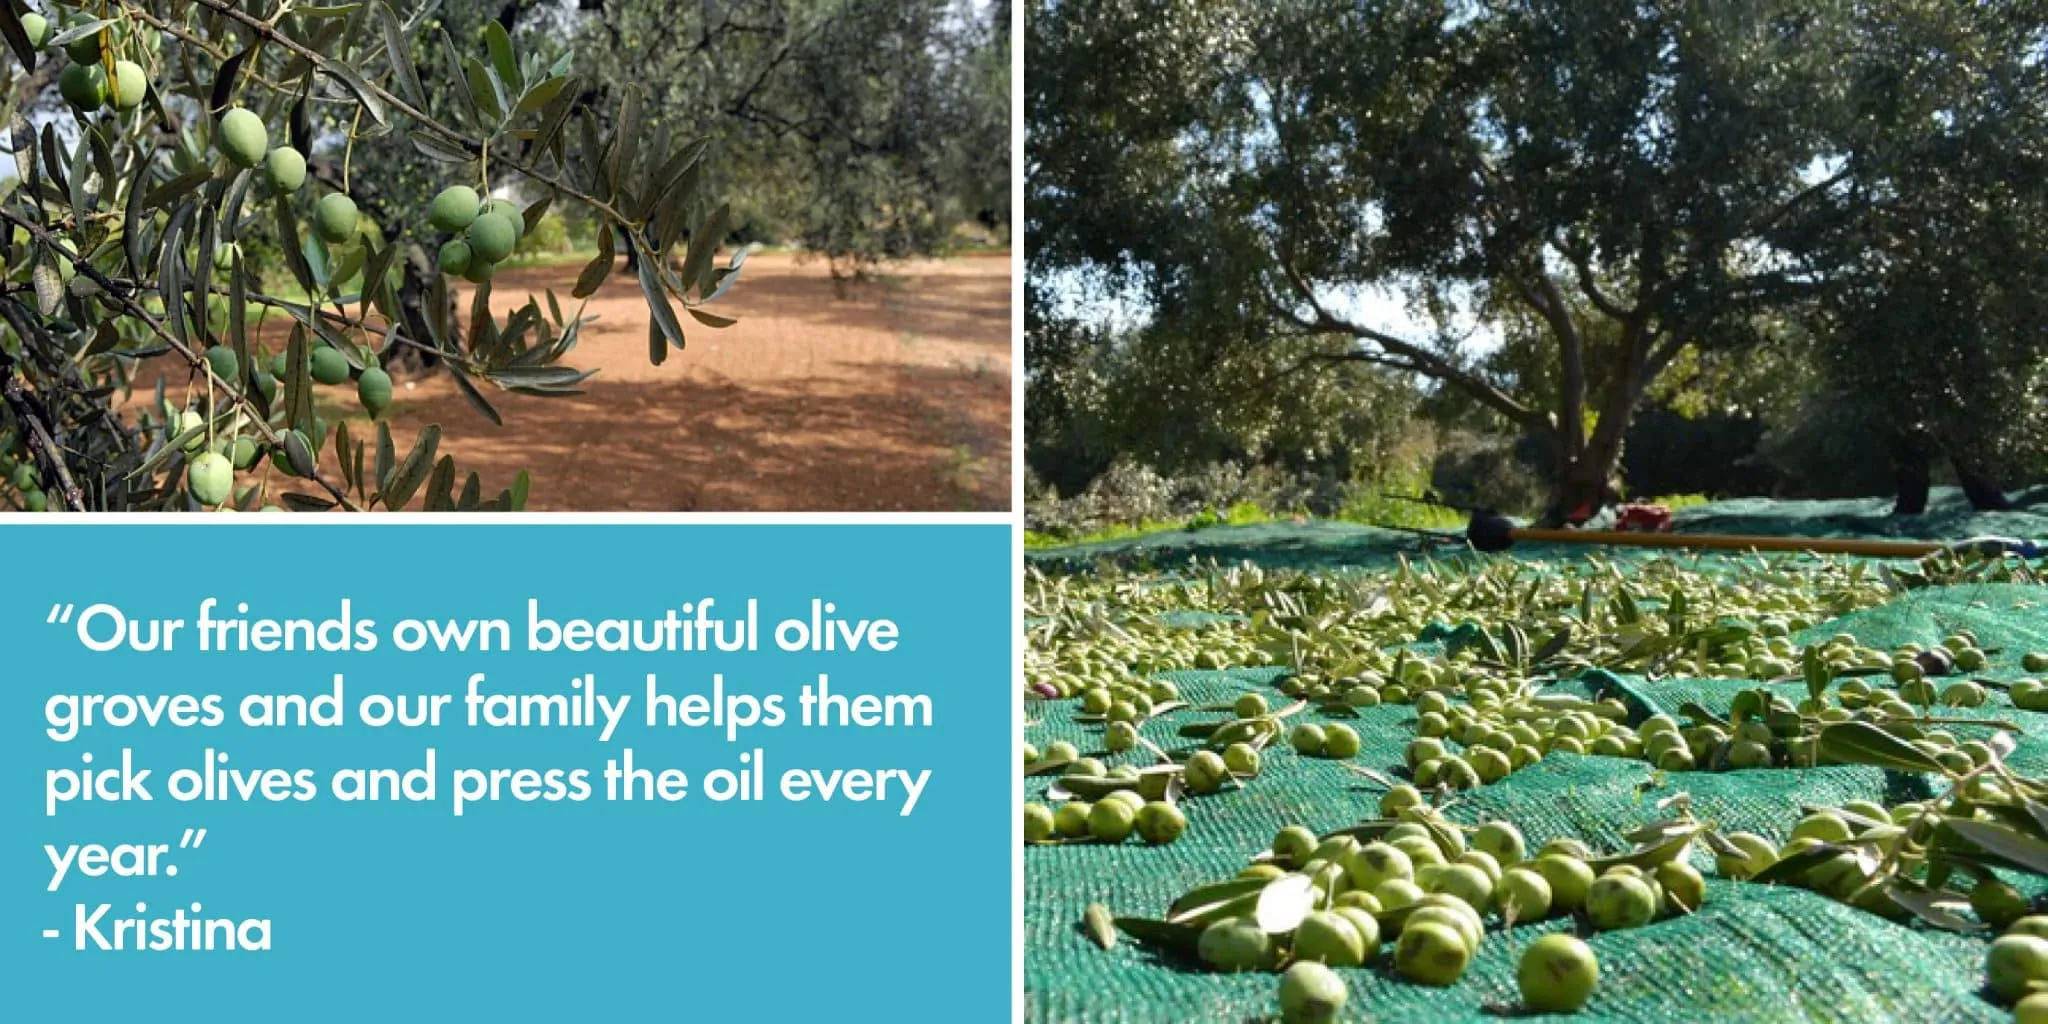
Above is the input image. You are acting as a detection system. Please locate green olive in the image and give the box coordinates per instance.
[1518,933,1599,1012]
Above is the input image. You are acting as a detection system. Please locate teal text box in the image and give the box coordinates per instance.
[3,523,1011,1022]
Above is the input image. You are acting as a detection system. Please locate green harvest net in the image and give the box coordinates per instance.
[1026,487,2048,576]
[1023,490,2048,1023]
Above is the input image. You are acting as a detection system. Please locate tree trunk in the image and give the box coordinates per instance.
[1891,432,1933,515]
[1953,457,2012,511]
[1532,311,1674,527]
[1544,442,1624,527]
[1539,358,1644,527]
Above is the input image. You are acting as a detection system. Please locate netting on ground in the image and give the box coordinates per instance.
[1026,487,2048,576]
[1023,493,2048,1023]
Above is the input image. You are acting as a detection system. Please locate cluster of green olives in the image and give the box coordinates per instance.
[37,13,155,115]
[1024,790,1187,847]
[1116,805,1641,1019]
[430,186,527,285]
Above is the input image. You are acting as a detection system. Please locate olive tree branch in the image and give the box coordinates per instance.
[0,207,364,510]
[179,0,637,228]
[92,271,484,372]
[0,337,86,509]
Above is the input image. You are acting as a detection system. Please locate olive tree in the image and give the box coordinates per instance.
[1787,0,2048,513]
[560,0,1010,278]
[1029,0,2048,524]
[0,0,743,511]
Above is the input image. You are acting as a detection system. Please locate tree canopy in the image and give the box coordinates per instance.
[1028,0,2048,521]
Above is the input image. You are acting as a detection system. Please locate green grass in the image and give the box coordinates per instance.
[1649,493,1712,510]
[1021,489,1732,550]
[1023,486,1467,549]
[1024,517,1218,549]
[1336,487,1468,531]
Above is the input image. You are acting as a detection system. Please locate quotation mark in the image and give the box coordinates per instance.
[47,603,74,624]
[180,828,207,849]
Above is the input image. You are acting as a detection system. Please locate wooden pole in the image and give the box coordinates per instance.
[1505,527,1947,558]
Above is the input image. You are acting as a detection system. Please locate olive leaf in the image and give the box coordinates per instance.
[1803,644,1831,704]
[1160,770,1185,806]
[1748,842,1849,886]
[1167,878,1268,920]
[1936,818,2048,876]
[1701,829,1746,857]
[284,428,318,479]
[1253,873,1316,934]
[1586,823,1704,874]
[1679,701,1731,729]
[1622,817,1701,845]
[280,491,337,512]
[374,2,424,107]
[1045,775,1138,802]
[1802,803,1890,832]
[1113,918,1203,959]
[1340,762,1401,789]
[1882,879,1984,932]
[1531,624,1575,666]
[1023,757,1077,778]
[2022,797,2048,838]
[1168,891,1261,929]
[0,5,37,67]
[1814,721,1949,775]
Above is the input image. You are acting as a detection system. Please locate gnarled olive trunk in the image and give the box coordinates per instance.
[1956,465,2013,511]
[1889,429,2010,515]
[1546,446,1623,527]
[1538,341,1659,528]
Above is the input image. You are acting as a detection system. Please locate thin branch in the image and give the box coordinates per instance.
[1753,167,1854,237]
[1645,331,1690,380]
[244,290,463,365]
[1274,252,1543,430]
[1278,348,1427,379]
[122,7,343,104]
[181,0,636,228]
[0,341,86,509]
[1549,233,1632,320]
[93,268,466,369]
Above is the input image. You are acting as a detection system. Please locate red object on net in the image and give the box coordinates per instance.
[1564,501,1674,532]
[1614,503,1674,532]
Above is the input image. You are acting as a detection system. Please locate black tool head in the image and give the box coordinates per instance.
[1466,510,1515,552]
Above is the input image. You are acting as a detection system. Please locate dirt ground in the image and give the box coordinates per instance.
[141,251,1012,511]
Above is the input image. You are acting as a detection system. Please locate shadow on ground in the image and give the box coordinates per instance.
[392,359,1010,511]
